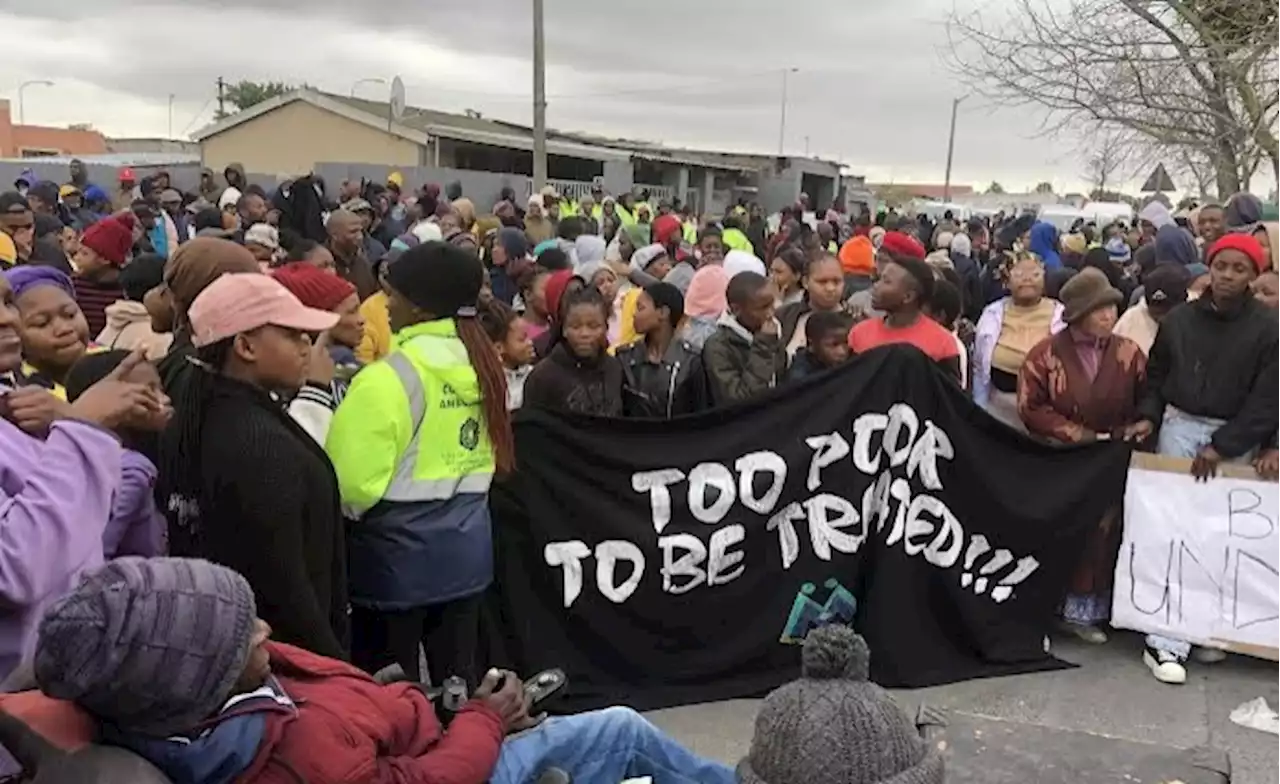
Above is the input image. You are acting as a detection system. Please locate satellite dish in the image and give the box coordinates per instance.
[389,76,406,122]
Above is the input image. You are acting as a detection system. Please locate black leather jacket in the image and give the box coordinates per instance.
[616,337,710,418]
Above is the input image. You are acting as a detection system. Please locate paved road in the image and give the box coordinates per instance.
[644,630,1278,783]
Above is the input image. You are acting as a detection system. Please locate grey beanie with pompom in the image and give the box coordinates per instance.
[737,626,944,784]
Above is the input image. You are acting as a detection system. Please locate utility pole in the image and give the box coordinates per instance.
[531,0,548,192]
[167,94,174,138]
[943,96,965,202]
[777,68,797,155]
[216,77,226,118]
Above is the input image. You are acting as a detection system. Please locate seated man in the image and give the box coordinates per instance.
[31,558,735,784]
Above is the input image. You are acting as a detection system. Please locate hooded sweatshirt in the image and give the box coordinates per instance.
[1028,222,1062,270]
[95,300,173,360]
[523,342,624,416]
[0,417,120,679]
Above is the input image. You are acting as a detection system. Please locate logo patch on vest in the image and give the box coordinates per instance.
[459,418,480,450]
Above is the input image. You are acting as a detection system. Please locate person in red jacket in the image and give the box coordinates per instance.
[31,557,736,784]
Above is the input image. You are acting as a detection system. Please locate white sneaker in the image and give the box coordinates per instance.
[1193,647,1227,664]
[1060,622,1108,644]
[1144,646,1187,684]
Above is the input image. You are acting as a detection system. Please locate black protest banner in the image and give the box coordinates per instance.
[486,346,1131,711]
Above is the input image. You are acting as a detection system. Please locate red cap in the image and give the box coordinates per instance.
[119,168,135,183]
[880,231,926,261]
[79,214,136,266]
[653,214,682,245]
[1207,233,1269,273]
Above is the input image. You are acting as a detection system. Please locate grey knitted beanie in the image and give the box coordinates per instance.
[737,626,944,784]
[33,558,257,738]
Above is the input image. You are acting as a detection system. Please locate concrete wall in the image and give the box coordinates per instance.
[314,163,529,210]
[201,101,421,177]
[0,161,206,194]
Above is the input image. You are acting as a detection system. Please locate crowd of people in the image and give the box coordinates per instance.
[0,157,1274,781]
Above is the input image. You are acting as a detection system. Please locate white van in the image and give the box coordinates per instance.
[1036,206,1088,232]
[1080,201,1135,226]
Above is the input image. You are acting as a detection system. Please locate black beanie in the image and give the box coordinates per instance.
[386,241,483,317]
[644,281,685,327]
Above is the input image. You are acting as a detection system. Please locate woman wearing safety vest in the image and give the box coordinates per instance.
[326,241,515,687]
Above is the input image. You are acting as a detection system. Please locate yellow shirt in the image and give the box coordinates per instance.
[992,299,1056,375]
[355,291,391,365]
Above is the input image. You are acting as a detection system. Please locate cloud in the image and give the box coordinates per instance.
[0,0,1191,193]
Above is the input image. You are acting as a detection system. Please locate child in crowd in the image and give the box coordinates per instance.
[272,261,366,445]
[517,266,553,341]
[3,267,91,399]
[65,350,170,558]
[71,213,135,336]
[702,271,786,406]
[924,278,970,389]
[786,310,852,383]
[524,286,624,415]
[96,252,173,360]
[1253,268,1277,309]
[480,299,536,410]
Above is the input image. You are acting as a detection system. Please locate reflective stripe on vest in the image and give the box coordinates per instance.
[381,348,494,503]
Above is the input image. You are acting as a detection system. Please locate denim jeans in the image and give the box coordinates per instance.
[490,706,737,784]
[1146,406,1251,660]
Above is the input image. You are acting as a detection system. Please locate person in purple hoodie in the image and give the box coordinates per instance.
[65,350,171,558]
[0,272,168,681]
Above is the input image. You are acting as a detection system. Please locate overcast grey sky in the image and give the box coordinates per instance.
[0,0,1156,193]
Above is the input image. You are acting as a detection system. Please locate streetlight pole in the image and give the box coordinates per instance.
[943,96,966,203]
[350,78,387,97]
[17,80,54,125]
[532,0,548,192]
[777,68,797,155]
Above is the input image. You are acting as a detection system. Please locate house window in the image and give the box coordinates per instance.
[18,147,60,158]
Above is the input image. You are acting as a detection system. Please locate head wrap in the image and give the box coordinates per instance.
[723,249,767,279]
[4,265,75,301]
[163,237,260,310]
[272,261,357,311]
[684,265,730,320]
[1206,233,1268,273]
[949,233,972,258]
[34,557,256,738]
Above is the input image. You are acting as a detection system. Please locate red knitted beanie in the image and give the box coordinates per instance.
[271,261,357,311]
[879,231,926,261]
[80,214,136,266]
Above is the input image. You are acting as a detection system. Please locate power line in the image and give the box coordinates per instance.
[180,96,216,136]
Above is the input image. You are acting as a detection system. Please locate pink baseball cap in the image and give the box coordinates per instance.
[189,273,338,348]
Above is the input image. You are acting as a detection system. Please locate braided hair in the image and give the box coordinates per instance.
[155,339,234,554]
